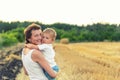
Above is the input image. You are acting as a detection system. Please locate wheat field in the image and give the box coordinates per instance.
[16,42,120,80]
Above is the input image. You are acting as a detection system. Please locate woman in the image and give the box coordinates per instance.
[22,23,56,80]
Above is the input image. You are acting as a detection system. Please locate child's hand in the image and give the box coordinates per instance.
[25,43,39,50]
[25,43,34,49]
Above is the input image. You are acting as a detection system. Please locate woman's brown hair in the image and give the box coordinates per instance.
[24,23,42,43]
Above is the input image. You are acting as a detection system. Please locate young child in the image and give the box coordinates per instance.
[25,28,59,80]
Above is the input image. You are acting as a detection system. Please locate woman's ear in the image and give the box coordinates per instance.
[28,39,31,42]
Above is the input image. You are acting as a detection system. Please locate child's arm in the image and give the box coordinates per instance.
[25,43,39,50]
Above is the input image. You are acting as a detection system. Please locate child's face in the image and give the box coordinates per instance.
[42,33,53,44]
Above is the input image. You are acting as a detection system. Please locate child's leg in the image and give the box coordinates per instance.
[44,65,59,80]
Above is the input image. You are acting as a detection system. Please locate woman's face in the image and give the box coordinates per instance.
[29,29,42,45]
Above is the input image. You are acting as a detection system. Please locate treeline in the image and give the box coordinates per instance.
[0,21,120,47]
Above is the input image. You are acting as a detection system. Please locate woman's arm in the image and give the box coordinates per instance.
[32,50,57,78]
[23,66,28,75]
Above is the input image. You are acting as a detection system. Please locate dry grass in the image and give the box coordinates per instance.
[16,42,120,80]
[4,53,21,61]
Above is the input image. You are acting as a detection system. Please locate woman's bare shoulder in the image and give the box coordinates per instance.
[32,49,43,57]
[32,49,43,61]
[32,49,41,55]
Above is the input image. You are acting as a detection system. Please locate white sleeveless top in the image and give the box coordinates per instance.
[22,49,48,80]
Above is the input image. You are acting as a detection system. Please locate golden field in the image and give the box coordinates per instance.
[16,42,120,80]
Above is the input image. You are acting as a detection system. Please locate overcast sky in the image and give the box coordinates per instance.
[0,0,120,25]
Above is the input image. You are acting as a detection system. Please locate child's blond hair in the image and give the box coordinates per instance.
[43,28,57,41]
